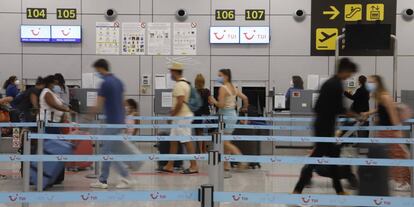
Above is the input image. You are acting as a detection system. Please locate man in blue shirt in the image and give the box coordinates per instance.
[89,59,131,189]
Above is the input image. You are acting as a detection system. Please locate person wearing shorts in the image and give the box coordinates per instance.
[160,62,199,174]
[211,69,249,171]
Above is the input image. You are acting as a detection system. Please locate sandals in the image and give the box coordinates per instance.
[181,168,199,174]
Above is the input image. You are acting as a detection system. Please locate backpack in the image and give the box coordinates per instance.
[179,80,202,113]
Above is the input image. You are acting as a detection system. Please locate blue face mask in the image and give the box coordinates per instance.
[216,76,224,84]
[365,82,377,92]
[53,85,62,94]
[95,72,103,79]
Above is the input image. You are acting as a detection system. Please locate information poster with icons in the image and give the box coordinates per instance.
[121,22,146,55]
[147,23,171,55]
[311,0,396,56]
[173,22,197,55]
[96,22,120,54]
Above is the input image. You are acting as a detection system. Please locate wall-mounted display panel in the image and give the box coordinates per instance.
[51,26,81,43]
[21,25,51,42]
[240,27,270,44]
[210,27,240,44]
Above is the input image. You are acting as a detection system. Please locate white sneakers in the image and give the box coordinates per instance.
[90,178,132,189]
[115,178,132,189]
[395,182,411,192]
[89,181,109,189]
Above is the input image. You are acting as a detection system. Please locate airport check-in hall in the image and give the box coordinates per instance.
[1,0,414,206]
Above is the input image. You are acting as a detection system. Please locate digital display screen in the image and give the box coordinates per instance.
[20,25,51,42]
[345,24,391,50]
[210,27,240,44]
[240,27,270,44]
[51,26,81,43]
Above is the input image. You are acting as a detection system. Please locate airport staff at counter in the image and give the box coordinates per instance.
[285,76,304,110]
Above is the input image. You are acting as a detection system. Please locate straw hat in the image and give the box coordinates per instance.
[168,62,185,71]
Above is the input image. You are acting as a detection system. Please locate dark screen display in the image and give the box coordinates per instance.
[345,24,391,50]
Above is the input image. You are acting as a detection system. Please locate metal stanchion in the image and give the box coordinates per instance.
[22,130,30,207]
[208,149,221,191]
[411,123,414,197]
[36,120,44,192]
[199,184,214,207]
[86,114,100,179]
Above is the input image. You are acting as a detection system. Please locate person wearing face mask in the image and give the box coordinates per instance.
[38,75,71,129]
[285,76,304,109]
[293,58,359,195]
[159,62,199,175]
[53,73,69,105]
[210,69,249,173]
[3,76,20,107]
[361,75,410,192]
[89,59,133,189]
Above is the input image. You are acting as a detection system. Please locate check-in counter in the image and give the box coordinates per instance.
[268,111,314,149]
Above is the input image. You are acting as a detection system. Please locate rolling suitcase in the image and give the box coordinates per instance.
[157,131,183,169]
[30,139,73,190]
[358,144,389,196]
[65,129,93,171]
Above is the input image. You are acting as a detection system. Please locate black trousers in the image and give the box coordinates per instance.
[294,124,345,194]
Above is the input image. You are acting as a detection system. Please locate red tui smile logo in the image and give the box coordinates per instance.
[214,30,225,40]
[31,28,40,36]
[243,30,256,40]
[61,28,71,36]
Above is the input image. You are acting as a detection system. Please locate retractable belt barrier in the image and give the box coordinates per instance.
[214,192,414,206]
[4,115,414,207]
[0,190,198,203]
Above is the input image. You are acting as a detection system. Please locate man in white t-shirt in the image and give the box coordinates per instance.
[160,62,199,174]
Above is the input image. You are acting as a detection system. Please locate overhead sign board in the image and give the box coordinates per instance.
[311,0,396,56]
[21,25,51,42]
[240,27,270,44]
[210,27,239,44]
[51,26,82,43]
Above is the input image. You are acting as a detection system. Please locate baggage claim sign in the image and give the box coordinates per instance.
[311,0,396,56]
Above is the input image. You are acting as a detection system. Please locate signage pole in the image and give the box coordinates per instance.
[391,35,398,102]
[335,34,345,72]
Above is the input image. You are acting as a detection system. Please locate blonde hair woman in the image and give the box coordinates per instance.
[193,74,212,153]
[362,75,410,191]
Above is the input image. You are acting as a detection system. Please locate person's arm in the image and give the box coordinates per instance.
[171,96,185,116]
[0,97,13,104]
[30,93,39,109]
[44,92,70,112]
[133,112,140,135]
[236,88,249,112]
[344,89,356,100]
[212,87,228,109]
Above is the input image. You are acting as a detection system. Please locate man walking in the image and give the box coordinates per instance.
[293,58,358,195]
[160,62,199,174]
[90,59,132,189]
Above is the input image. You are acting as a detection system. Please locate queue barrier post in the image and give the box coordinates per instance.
[86,114,101,179]
[199,184,214,207]
[36,120,45,192]
[22,130,30,207]
[411,123,414,197]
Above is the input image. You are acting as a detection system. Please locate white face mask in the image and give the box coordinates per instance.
[15,80,20,85]
[365,82,377,92]
[290,80,294,87]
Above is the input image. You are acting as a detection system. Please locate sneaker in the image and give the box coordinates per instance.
[115,178,132,189]
[224,171,232,179]
[395,183,411,192]
[90,181,108,189]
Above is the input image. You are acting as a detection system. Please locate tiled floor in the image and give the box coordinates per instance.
[0,144,410,207]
